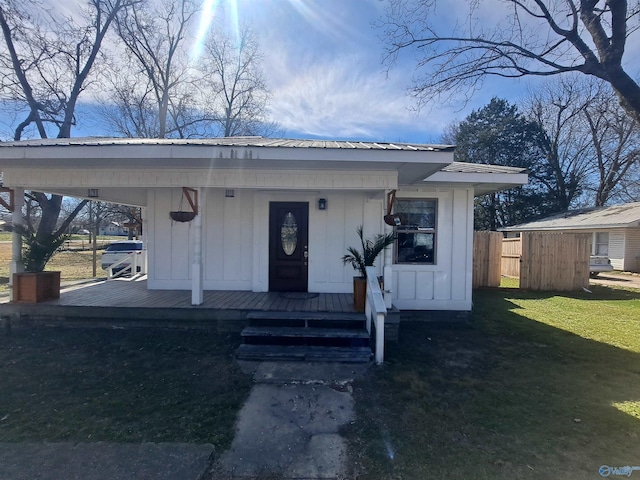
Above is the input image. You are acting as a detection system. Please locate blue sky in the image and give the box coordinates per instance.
[35,0,602,144]
[190,0,530,144]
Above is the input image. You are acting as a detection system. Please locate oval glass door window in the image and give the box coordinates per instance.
[281,212,298,255]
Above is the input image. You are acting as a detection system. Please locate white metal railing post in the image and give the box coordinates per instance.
[106,252,139,279]
[375,312,385,365]
[383,190,393,308]
[365,297,372,333]
[365,266,387,365]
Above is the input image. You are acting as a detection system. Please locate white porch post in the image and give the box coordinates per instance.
[383,190,393,308]
[191,188,204,305]
[9,188,24,302]
[139,207,148,275]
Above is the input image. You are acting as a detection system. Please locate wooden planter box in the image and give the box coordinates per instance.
[352,276,384,313]
[12,271,61,303]
[353,277,367,312]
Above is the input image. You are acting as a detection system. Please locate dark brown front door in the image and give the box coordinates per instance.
[269,202,309,292]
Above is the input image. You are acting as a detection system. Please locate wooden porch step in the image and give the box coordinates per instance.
[234,344,372,363]
[241,326,370,348]
[246,311,366,329]
[242,326,370,339]
[237,310,372,362]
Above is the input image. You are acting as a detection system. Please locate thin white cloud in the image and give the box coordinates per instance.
[268,54,402,137]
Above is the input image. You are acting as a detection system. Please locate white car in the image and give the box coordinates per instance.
[590,255,613,277]
[101,240,145,273]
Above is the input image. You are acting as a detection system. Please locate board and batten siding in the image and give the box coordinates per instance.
[146,186,476,309]
[251,190,376,293]
[146,187,377,293]
[391,187,474,310]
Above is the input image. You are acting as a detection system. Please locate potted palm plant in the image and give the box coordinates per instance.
[12,232,66,303]
[342,225,395,312]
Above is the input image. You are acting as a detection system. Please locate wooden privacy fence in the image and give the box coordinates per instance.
[519,232,590,291]
[473,231,502,288]
[474,232,591,291]
[501,238,521,277]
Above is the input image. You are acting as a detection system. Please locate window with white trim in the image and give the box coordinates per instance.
[594,232,609,255]
[395,199,437,264]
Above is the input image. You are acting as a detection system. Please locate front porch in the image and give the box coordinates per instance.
[0,277,358,331]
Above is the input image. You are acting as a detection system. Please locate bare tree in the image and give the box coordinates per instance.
[99,72,163,138]
[615,162,640,202]
[525,77,596,210]
[583,85,640,206]
[199,26,276,137]
[112,0,200,138]
[382,0,640,123]
[0,0,136,271]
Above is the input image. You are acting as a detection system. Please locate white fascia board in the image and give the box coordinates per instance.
[423,171,528,194]
[0,143,453,189]
[2,167,399,190]
[0,143,451,167]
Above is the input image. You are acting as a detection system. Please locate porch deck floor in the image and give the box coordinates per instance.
[0,277,358,327]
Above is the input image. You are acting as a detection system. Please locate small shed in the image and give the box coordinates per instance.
[502,202,640,273]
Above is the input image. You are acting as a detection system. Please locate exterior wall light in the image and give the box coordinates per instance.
[318,198,327,210]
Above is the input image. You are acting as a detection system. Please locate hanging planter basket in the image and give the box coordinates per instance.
[170,187,198,222]
[383,190,407,226]
[170,210,196,222]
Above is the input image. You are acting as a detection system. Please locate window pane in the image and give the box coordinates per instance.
[397,232,435,263]
[595,232,609,255]
[396,200,436,229]
[280,212,298,256]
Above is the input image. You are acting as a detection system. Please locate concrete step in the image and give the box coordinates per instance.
[234,344,372,363]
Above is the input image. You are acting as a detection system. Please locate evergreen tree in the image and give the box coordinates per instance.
[454,98,553,230]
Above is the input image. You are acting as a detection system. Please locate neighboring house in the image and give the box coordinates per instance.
[100,221,128,236]
[502,202,640,273]
[0,137,527,311]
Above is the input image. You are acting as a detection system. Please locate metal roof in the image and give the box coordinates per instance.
[0,136,455,152]
[440,162,527,175]
[502,202,640,231]
[0,138,530,196]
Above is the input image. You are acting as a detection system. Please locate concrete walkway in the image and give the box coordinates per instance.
[206,361,368,480]
[0,362,367,480]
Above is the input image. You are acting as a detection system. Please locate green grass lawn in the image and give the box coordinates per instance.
[346,285,640,479]
[2,283,639,478]
[0,328,252,446]
[0,236,124,294]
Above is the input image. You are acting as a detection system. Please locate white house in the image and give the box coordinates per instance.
[0,137,527,310]
[100,221,129,236]
[502,202,640,273]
